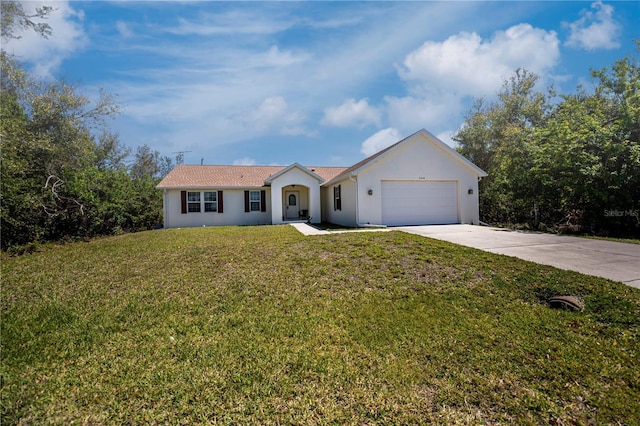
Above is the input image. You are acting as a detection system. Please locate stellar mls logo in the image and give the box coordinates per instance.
[604,209,639,217]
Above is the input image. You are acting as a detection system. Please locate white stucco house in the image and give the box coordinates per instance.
[156,129,487,228]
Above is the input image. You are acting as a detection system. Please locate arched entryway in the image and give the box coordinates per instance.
[264,163,324,225]
[282,185,309,221]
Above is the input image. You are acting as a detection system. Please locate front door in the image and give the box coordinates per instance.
[285,191,299,220]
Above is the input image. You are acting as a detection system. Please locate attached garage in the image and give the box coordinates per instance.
[321,129,487,227]
[381,180,459,226]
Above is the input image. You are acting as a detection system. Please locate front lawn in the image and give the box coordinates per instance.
[2,226,638,424]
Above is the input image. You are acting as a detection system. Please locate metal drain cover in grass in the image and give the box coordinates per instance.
[548,295,584,311]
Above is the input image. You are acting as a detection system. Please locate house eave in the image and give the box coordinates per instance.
[322,172,357,188]
[156,185,269,190]
[263,162,326,185]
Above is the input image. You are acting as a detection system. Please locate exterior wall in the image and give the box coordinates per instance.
[268,168,322,224]
[355,135,481,225]
[160,133,484,229]
[321,178,357,227]
[162,188,272,228]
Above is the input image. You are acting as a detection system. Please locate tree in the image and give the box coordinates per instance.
[455,55,640,237]
[455,69,549,225]
[534,55,640,235]
[1,2,175,251]
[1,52,123,247]
[127,145,173,232]
[1,0,53,41]
[0,55,45,246]
[130,145,173,179]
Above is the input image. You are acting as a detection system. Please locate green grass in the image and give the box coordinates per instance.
[2,225,638,424]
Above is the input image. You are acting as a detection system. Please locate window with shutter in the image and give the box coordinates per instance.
[204,191,217,212]
[250,190,261,211]
[334,185,341,211]
[187,192,201,212]
[182,190,223,214]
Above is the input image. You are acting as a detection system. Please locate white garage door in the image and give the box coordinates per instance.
[381,181,458,226]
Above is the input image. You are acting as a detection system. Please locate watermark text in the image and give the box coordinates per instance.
[604,209,639,217]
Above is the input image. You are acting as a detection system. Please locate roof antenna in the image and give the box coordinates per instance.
[201,158,204,165]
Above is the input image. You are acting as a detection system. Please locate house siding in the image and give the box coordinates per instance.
[163,188,272,228]
[354,133,480,226]
[322,179,357,227]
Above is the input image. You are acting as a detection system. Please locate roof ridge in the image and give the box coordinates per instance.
[175,164,348,168]
[157,163,348,189]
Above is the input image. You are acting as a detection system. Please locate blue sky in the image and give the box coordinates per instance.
[6,1,639,167]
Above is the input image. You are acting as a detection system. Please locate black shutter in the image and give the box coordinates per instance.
[333,186,337,211]
[244,191,250,212]
[337,185,342,211]
[181,191,187,214]
[260,190,266,212]
[218,190,223,213]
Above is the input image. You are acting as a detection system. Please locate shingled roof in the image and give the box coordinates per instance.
[157,164,348,189]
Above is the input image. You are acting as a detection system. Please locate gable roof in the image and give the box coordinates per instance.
[157,129,487,190]
[157,164,347,189]
[264,163,326,184]
[323,128,487,186]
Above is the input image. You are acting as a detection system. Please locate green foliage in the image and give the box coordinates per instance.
[0,52,172,250]
[455,57,640,237]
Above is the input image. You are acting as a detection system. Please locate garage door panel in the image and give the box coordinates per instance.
[381,181,458,226]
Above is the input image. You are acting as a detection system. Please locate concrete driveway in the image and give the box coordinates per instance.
[398,224,640,288]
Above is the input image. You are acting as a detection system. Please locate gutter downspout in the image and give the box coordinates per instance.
[163,189,169,228]
[476,175,485,226]
[349,174,360,227]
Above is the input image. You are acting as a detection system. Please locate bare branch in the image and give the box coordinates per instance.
[42,174,85,216]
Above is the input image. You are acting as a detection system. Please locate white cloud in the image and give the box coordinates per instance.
[304,16,363,30]
[261,45,308,67]
[321,98,382,128]
[238,96,313,137]
[116,21,134,39]
[564,1,620,50]
[167,10,292,36]
[398,23,560,97]
[385,96,462,135]
[90,3,529,162]
[4,1,88,78]
[166,9,364,37]
[383,23,561,140]
[360,128,401,156]
[233,157,257,166]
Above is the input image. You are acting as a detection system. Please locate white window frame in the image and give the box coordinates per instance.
[187,191,201,213]
[204,191,217,212]
[249,190,261,212]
